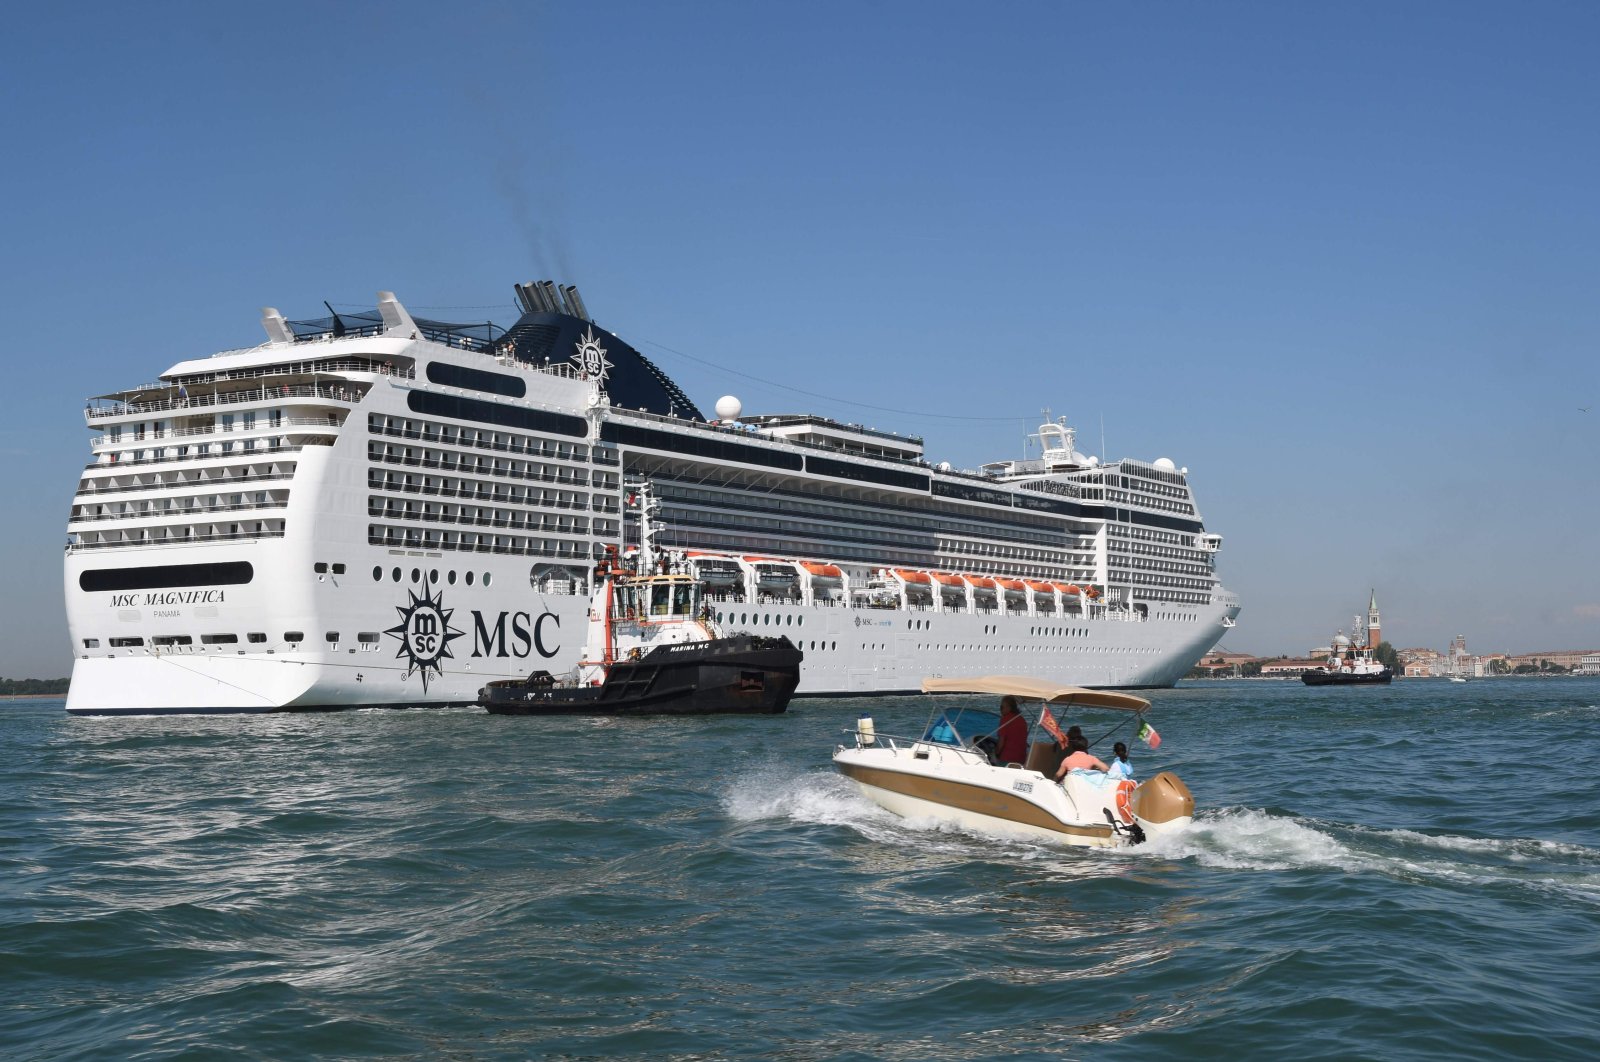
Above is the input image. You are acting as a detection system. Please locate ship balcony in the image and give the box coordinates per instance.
[67,524,287,554]
[75,469,295,500]
[86,382,366,422]
[90,417,344,449]
[70,497,290,527]
[175,357,415,387]
[85,438,314,472]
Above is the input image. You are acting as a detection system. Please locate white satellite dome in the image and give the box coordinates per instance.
[714,395,742,422]
[1153,457,1177,471]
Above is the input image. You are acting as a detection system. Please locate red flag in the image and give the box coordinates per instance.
[1039,705,1067,746]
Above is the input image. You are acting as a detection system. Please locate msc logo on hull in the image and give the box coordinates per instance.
[385,590,564,679]
[385,588,465,692]
[469,610,561,659]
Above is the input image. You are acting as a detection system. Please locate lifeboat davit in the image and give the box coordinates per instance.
[747,557,799,596]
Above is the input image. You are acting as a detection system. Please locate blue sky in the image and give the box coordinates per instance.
[3,1,1597,676]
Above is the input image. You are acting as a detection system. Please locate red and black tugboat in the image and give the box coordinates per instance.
[479,482,801,715]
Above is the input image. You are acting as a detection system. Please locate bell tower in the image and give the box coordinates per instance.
[1367,589,1381,649]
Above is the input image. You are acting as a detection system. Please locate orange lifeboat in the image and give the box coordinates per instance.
[801,561,843,579]
[931,572,965,594]
[1023,579,1055,594]
[995,577,1026,604]
[890,568,931,585]
[1052,582,1083,596]
[962,574,997,590]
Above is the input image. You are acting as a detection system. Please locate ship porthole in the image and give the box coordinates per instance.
[448,571,457,585]
[391,567,401,582]
[411,568,420,583]
[466,572,475,586]
[430,569,439,584]
[483,573,493,587]
[372,566,382,582]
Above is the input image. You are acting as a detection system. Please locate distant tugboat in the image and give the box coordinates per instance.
[1302,590,1393,686]
[479,481,802,715]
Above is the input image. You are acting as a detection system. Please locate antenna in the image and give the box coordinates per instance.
[1099,413,1107,463]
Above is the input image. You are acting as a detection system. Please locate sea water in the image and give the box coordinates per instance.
[3,680,1598,1059]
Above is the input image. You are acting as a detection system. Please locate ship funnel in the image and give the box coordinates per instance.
[567,285,590,321]
[561,284,591,321]
[538,280,562,315]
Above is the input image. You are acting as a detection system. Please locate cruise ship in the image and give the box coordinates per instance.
[64,282,1240,713]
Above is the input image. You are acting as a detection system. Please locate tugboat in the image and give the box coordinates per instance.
[1301,593,1392,686]
[479,482,802,715]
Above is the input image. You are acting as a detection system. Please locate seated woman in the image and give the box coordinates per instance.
[1053,733,1109,782]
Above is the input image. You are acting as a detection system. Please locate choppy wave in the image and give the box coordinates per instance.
[7,682,1600,1060]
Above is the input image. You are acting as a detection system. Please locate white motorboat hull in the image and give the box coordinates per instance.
[834,743,1191,848]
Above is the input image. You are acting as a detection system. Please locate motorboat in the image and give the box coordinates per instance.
[832,675,1194,848]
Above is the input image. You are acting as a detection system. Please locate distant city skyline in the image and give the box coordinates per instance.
[3,2,1598,677]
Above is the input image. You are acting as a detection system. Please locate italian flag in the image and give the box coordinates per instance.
[1137,720,1162,749]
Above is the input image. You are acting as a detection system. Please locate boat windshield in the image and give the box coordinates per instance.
[921,708,1001,747]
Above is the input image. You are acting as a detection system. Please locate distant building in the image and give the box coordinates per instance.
[1261,659,1320,677]
[1507,650,1600,671]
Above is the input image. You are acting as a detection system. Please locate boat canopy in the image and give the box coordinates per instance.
[921,675,1151,712]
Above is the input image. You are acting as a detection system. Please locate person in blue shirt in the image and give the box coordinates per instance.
[1107,741,1135,780]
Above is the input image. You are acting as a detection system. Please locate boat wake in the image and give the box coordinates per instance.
[722,766,892,831]
[1141,807,1600,902]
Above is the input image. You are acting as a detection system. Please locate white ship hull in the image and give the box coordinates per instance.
[62,285,1240,714]
[65,567,1234,713]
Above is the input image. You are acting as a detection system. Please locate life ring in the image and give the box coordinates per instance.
[1115,779,1136,824]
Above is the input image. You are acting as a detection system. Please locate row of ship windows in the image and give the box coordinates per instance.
[78,464,297,498]
[90,632,377,648]
[75,492,286,522]
[368,443,596,487]
[1125,526,1199,547]
[72,522,286,549]
[665,513,1084,583]
[665,484,1082,551]
[367,524,607,559]
[1128,543,1212,566]
[96,438,308,469]
[368,500,590,535]
[370,470,600,509]
[373,565,493,587]
[368,415,594,463]
[1103,490,1197,516]
[105,410,287,442]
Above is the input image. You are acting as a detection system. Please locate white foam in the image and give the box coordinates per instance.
[721,766,892,829]
[1139,807,1363,871]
